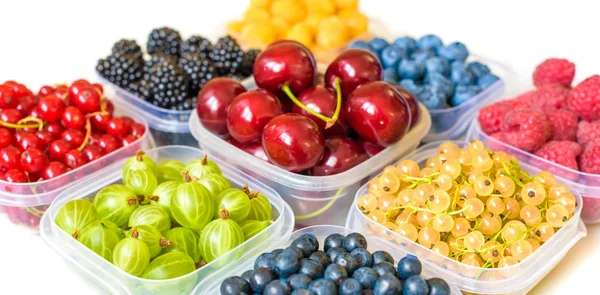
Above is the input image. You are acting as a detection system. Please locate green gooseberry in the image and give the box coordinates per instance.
[170,180,214,232]
[199,208,245,263]
[162,227,202,263]
[196,173,231,199]
[142,252,196,280]
[93,184,139,227]
[240,219,271,240]
[78,220,123,262]
[156,160,185,183]
[246,189,273,221]
[112,237,150,277]
[128,205,171,234]
[214,188,250,223]
[148,181,182,219]
[55,199,99,239]
[124,169,158,197]
[126,225,173,258]
[185,154,221,179]
[122,150,157,180]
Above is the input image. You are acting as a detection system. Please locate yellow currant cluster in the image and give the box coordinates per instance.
[358,141,577,269]
[227,0,368,51]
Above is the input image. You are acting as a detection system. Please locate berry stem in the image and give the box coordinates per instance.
[0,116,44,130]
[220,208,230,219]
[182,171,192,183]
[325,78,342,129]
[77,119,92,151]
[282,84,331,123]
[135,150,146,162]
[201,154,208,165]
[160,237,174,248]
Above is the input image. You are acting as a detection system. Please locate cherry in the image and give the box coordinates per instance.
[43,121,64,139]
[16,95,39,117]
[262,113,325,172]
[225,137,244,149]
[0,84,17,109]
[35,131,54,147]
[38,85,55,97]
[68,80,91,104]
[227,90,282,144]
[97,134,121,154]
[121,134,138,146]
[130,123,146,138]
[0,128,12,149]
[82,145,105,162]
[92,83,103,94]
[36,95,65,122]
[242,142,270,162]
[1,169,27,183]
[107,118,129,138]
[20,148,47,173]
[49,140,71,161]
[3,82,31,98]
[91,113,111,132]
[0,146,21,171]
[52,85,69,99]
[17,132,46,151]
[196,78,247,135]
[253,41,316,96]
[291,86,349,136]
[61,129,85,149]
[61,106,86,130]
[73,87,101,114]
[357,138,385,157]
[311,136,369,176]
[345,81,411,146]
[394,86,420,127]
[41,161,68,180]
[64,150,87,169]
[325,49,383,99]
[0,108,23,124]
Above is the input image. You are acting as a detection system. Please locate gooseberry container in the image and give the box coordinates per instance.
[345,141,587,295]
[197,225,463,295]
[40,145,294,295]
[0,100,152,232]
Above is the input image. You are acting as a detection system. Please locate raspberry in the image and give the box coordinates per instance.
[576,120,600,147]
[515,90,537,107]
[478,100,514,134]
[547,109,578,141]
[532,83,569,112]
[501,108,551,152]
[568,75,600,121]
[534,140,581,171]
[532,58,575,88]
[580,141,600,174]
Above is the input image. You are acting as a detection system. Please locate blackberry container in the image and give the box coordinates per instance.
[0,100,153,233]
[40,145,294,295]
[345,141,586,295]
[197,225,463,295]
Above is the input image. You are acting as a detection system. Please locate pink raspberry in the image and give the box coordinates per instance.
[576,120,600,147]
[567,75,600,121]
[533,58,575,88]
[547,109,578,141]
[533,84,570,112]
[534,140,581,171]
[501,108,551,152]
[580,141,600,174]
[516,90,538,107]
[477,100,519,134]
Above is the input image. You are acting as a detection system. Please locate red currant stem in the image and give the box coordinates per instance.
[77,119,92,151]
[325,78,342,129]
[0,118,43,130]
[53,82,68,87]
[282,84,331,123]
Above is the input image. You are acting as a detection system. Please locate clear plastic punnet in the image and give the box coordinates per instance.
[40,145,294,295]
[189,102,431,228]
[346,141,586,295]
[197,225,463,295]
[0,100,153,232]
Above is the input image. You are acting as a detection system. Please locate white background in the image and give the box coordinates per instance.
[1,0,599,294]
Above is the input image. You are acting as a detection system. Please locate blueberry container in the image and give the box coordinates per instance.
[0,100,153,233]
[40,145,294,295]
[346,141,586,295]
[197,225,462,295]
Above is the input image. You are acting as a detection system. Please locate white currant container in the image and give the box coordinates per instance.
[40,145,294,295]
[197,225,463,295]
[345,141,587,295]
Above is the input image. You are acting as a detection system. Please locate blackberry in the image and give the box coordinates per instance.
[179,53,216,97]
[209,36,244,75]
[147,27,182,56]
[238,49,260,77]
[181,35,213,59]
[96,52,143,88]
[171,97,196,111]
[111,39,143,60]
[127,80,153,101]
[147,60,189,109]
[144,53,178,73]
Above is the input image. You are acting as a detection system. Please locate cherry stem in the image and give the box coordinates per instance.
[77,119,92,151]
[282,84,331,123]
[325,78,342,129]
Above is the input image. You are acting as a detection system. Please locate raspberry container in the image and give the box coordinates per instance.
[39,145,294,295]
[197,225,463,295]
[345,141,587,295]
[0,100,153,232]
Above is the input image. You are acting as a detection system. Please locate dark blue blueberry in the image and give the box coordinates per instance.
[220,276,252,295]
[264,280,291,295]
[343,233,368,252]
[411,49,436,63]
[241,269,254,283]
[350,248,373,268]
[309,251,331,268]
[383,68,399,84]
[254,252,276,270]
[438,42,469,63]
[324,233,344,252]
[334,253,361,275]
[372,262,397,277]
[403,275,429,295]
[352,266,379,289]
[449,62,474,86]
[326,247,347,263]
[309,278,338,295]
[288,273,313,290]
[416,85,446,110]
[349,40,373,52]
[416,34,443,51]
[381,45,408,69]
[477,74,500,89]
[399,79,422,97]
[275,248,301,279]
[271,249,284,256]
[286,246,306,260]
[292,238,316,257]
[372,251,394,265]
[467,61,491,78]
[425,57,450,75]
[425,73,454,97]
[298,259,325,279]
[249,268,278,293]
[427,278,451,295]
[339,278,362,295]
[451,85,480,106]
[398,59,425,80]
[393,36,417,54]
[291,289,317,295]
[368,38,390,54]
[374,273,403,295]
[397,254,422,279]
[324,263,348,286]
[299,233,319,251]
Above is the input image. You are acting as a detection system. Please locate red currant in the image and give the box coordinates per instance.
[0,85,17,109]
[0,108,23,124]
[3,82,31,98]
[120,116,134,129]
[36,95,65,122]
[41,161,68,180]
[60,129,85,149]
[0,128,12,149]
[49,140,71,161]
[82,145,104,162]
[68,80,91,104]
[64,149,87,169]
[35,131,54,146]
[107,118,128,138]
[97,134,120,153]
[74,88,101,114]
[121,134,138,146]
[104,100,115,115]
[43,122,64,139]
[1,169,28,183]
[17,132,46,151]
[61,106,86,130]
[0,146,21,171]
[92,83,103,94]
[16,95,39,117]
[38,85,55,97]
[130,123,146,138]
[52,85,69,99]
[20,148,47,174]
[91,113,111,132]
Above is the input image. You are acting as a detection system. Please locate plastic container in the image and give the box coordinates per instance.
[40,145,294,295]
[0,100,153,232]
[190,101,431,228]
[197,225,463,295]
[346,141,587,295]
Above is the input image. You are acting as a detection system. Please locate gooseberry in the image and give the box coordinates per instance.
[122,150,157,179]
[149,181,182,219]
[93,184,139,227]
[170,179,214,231]
[142,252,196,280]
[185,154,222,179]
[163,227,203,264]
[127,225,173,258]
[112,237,151,277]
[55,199,99,238]
[124,169,158,197]
[128,205,171,234]
[156,160,185,183]
[245,186,273,221]
[78,220,123,262]
[240,219,271,240]
[196,173,231,198]
[215,188,251,223]
[199,208,245,263]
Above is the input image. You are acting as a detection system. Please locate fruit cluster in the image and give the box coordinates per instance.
[96,28,259,110]
[226,0,369,52]
[54,151,274,280]
[350,35,500,110]
[220,231,451,295]
[196,40,420,175]
[357,141,576,269]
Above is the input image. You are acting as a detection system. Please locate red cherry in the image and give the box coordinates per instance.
[346,81,411,146]
[0,108,23,124]
[291,86,349,136]
[357,138,385,157]
[0,84,17,109]
[64,150,87,169]
[130,123,146,138]
[394,86,420,127]
[97,134,121,154]
[17,132,46,151]
[41,161,68,180]
[43,122,64,139]
[36,95,65,122]
[61,106,86,130]
[311,136,369,176]
[92,83,103,94]
[3,82,31,99]
[16,95,39,117]
[35,131,54,146]
[90,113,111,132]
[20,148,47,173]
[196,78,247,135]
[225,137,244,149]
[1,169,28,183]
[61,128,85,149]
[68,80,91,104]
[49,140,71,161]
[73,88,101,114]
[242,142,270,162]
[0,146,21,171]
[325,49,383,99]
[0,128,12,149]
[227,90,283,144]
[107,118,129,138]
[262,113,325,172]
[52,85,69,99]
[121,134,138,146]
[38,85,55,97]
[82,145,105,162]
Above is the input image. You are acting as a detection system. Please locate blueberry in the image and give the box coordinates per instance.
[467,61,491,78]
[309,251,331,268]
[324,233,345,252]
[477,73,500,89]
[416,86,446,110]
[271,249,284,256]
[450,65,474,86]
[343,233,368,252]
[381,45,408,69]
[383,68,399,84]
[288,273,313,290]
[369,38,390,54]
[399,79,422,97]
[417,34,443,51]
[249,268,278,293]
[398,59,425,80]
[352,266,379,289]
[438,42,469,63]
[372,262,397,277]
[411,49,436,63]
[372,251,394,265]
[241,269,254,283]
[425,57,450,76]
[349,40,373,52]
[350,248,373,268]
[393,36,417,54]
[326,247,347,263]
[339,278,362,295]
[403,275,429,295]
[221,276,252,295]
[309,278,338,295]
[425,73,454,97]
[286,246,306,260]
[427,278,451,295]
[397,254,422,279]
[324,263,348,286]
[254,252,277,270]
[291,289,317,295]
[275,249,301,279]
[334,253,361,275]
[451,85,481,106]
[299,233,319,251]
[264,280,292,295]
[451,61,467,70]
[298,259,325,279]
[292,238,316,257]
[373,273,403,295]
